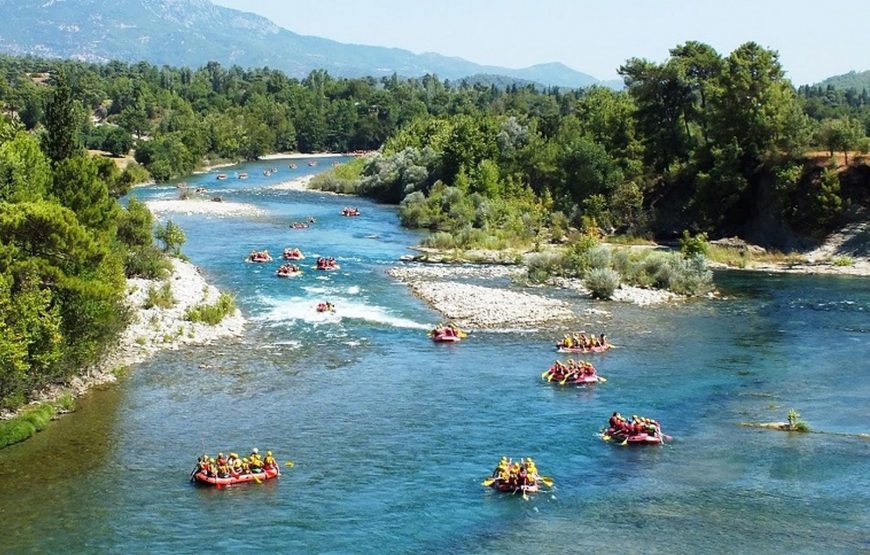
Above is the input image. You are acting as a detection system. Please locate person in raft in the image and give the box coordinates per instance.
[560,333,607,350]
[195,448,279,478]
[433,323,462,337]
[490,457,539,490]
[606,413,660,438]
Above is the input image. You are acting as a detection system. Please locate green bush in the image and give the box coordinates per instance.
[526,252,569,283]
[832,255,854,267]
[55,392,75,412]
[585,268,620,299]
[144,282,175,309]
[125,245,171,279]
[585,245,612,271]
[185,293,236,325]
[679,230,709,257]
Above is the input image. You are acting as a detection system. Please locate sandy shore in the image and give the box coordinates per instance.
[266,175,315,192]
[1,259,245,421]
[146,199,264,217]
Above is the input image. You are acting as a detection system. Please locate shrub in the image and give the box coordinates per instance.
[185,293,236,325]
[832,255,854,267]
[144,282,175,309]
[55,392,76,412]
[526,252,569,283]
[585,268,620,299]
[787,409,810,432]
[679,230,709,257]
[155,220,186,256]
[585,245,612,271]
[125,245,171,279]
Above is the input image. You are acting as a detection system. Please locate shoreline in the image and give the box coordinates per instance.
[145,198,265,217]
[0,258,245,442]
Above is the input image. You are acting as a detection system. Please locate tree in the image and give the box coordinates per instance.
[0,132,53,203]
[42,71,82,163]
[155,219,186,255]
[816,118,863,164]
[708,43,808,169]
[51,156,116,233]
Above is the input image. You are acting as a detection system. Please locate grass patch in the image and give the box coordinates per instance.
[604,235,657,246]
[185,292,236,325]
[0,403,58,449]
[55,392,76,412]
[144,282,175,309]
[706,245,806,268]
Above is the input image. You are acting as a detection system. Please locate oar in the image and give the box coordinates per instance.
[481,477,497,487]
[597,376,608,383]
[539,476,554,487]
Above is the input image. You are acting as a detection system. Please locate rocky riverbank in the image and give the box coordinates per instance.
[389,265,574,329]
[0,259,245,428]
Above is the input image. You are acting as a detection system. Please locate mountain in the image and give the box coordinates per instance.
[816,70,870,91]
[0,0,610,88]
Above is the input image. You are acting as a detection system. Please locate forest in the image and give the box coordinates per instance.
[1,41,869,410]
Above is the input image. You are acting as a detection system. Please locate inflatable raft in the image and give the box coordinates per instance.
[602,432,664,445]
[544,373,606,385]
[556,344,611,354]
[490,480,540,494]
[193,467,279,486]
[431,332,461,343]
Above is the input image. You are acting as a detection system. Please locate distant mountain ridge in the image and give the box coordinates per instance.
[0,0,612,89]
[816,70,870,91]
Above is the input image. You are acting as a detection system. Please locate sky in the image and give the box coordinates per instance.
[211,0,869,85]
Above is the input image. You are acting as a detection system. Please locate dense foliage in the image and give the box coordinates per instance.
[0,88,163,409]
[308,43,868,246]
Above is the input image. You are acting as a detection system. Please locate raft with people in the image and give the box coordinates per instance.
[541,359,606,385]
[601,412,670,445]
[482,457,552,498]
[276,264,302,278]
[341,207,361,217]
[291,222,309,229]
[282,247,305,260]
[556,332,611,353]
[246,250,272,263]
[316,257,340,271]
[316,302,335,313]
[191,448,281,487]
[429,323,466,343]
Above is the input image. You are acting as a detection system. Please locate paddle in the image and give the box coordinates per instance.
[481,477,497,487]
[539,476,554,487]
[598,376,608,383]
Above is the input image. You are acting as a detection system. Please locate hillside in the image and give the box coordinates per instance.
[0,0,607,88]
[817,70,870,91]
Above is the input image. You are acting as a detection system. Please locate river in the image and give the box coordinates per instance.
[1,158,868,554]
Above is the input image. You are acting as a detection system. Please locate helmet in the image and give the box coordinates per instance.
[209,458,215,463]
[251,448,259,454]
[230,453,238,458]
[267,451,272,456]
[218,452,224,457]
[243,458,249,463]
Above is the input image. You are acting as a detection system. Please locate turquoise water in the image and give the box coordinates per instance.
[1,159,868,554]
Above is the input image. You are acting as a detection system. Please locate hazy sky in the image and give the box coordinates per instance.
[212,0,869,85]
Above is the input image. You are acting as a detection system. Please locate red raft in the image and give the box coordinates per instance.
[602,432,664,445]
[556,344,611,354]
[432,331,461,343]
[490,480,540,494]
[193,467,279,487]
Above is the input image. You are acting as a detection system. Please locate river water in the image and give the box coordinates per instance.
[1,159,868,554]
